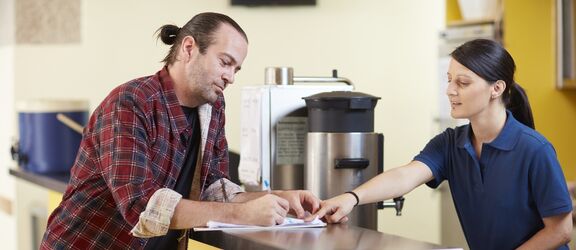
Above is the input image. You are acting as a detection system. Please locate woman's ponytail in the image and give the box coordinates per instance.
[507,83,535,129]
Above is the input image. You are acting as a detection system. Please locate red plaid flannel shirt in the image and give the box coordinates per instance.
[41,68,230,249]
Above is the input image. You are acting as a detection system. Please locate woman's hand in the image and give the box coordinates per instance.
[306,193,358,223]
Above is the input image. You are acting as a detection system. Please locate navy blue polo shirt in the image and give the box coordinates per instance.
[414,111,572,250]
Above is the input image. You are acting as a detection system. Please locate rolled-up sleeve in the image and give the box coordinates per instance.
[202,178,244,202]
[130,188,182,238]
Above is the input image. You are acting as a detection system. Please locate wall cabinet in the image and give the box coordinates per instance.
[556,0,576,89]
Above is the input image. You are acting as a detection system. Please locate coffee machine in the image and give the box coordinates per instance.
[303,91,404,230]
[238,67,353,191]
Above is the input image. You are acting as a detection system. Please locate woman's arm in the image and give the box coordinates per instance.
[310,160,434,223]
[516,212,572,249]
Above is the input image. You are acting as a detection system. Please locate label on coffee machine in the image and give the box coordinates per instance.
[276,116,307,165]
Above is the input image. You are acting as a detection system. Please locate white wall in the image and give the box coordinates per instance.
[10,0,445,244]
[0,0,16,248]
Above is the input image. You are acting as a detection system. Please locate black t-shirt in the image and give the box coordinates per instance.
[144,106,200,249]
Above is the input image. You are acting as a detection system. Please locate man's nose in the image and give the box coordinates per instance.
[222,70,235,86]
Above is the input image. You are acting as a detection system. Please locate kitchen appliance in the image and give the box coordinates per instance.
[303,91,403,230]
[12,99,88,174]
[238,67,353,191]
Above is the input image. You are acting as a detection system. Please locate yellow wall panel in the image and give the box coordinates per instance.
[504,0,576,180]
[188,240,221,250]
[446,0,462,23]
[47,190,62,213]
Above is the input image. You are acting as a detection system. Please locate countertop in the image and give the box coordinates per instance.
[193,223,451,250]
[9,168,69,193]
[9,168,455,250]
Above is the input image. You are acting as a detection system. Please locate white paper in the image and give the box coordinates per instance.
[238,88,264,186]
[193,217,327,231]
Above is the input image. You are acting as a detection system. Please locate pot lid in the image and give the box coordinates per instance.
[303,91,380,110]
[302,91,380,101]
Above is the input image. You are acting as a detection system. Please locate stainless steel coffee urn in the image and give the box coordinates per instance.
[304,91,404,230]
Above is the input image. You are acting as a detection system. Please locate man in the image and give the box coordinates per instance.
[41,12,319,249]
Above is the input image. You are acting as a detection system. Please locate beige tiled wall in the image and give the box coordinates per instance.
[15,0,80,44]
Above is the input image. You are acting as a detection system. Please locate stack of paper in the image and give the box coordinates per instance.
[194,217,327,231]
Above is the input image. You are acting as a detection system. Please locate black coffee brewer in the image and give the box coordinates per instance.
[303,91,404,230]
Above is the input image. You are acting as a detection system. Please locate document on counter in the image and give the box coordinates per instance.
[193,216,327,231]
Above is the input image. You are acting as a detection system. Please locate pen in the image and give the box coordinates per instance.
[263,179,271,193]
[220,178,229,203]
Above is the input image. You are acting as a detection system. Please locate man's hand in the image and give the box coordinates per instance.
[237,194,289,226]
[306,193,356,223]
[272,190,320,219]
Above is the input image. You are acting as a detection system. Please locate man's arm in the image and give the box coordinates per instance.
[516,212,572,250]
[131,179,304,237]
[99,94,160,226]
[232,190,320,219]
[170,194,289,229]
[200,176,320,219]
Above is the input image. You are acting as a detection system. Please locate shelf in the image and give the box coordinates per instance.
[447,18,499,27]
[9,168,69,193]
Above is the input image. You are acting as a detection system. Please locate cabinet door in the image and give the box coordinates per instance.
[15,180,48,250]
[556,0,576,89]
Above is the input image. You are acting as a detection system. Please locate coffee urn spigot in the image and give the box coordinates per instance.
[380,196,405,216]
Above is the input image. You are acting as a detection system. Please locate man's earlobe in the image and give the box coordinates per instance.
[181,36,196,61]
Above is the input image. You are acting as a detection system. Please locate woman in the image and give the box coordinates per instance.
[310,39,573,249]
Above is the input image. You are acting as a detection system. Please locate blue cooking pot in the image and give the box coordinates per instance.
[13,100,89,174]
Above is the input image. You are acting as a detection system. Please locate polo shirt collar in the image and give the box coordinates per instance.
[456,110,521,151]
[488,110,522,151]
[157,67,189,136]
[456,125,470,149]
